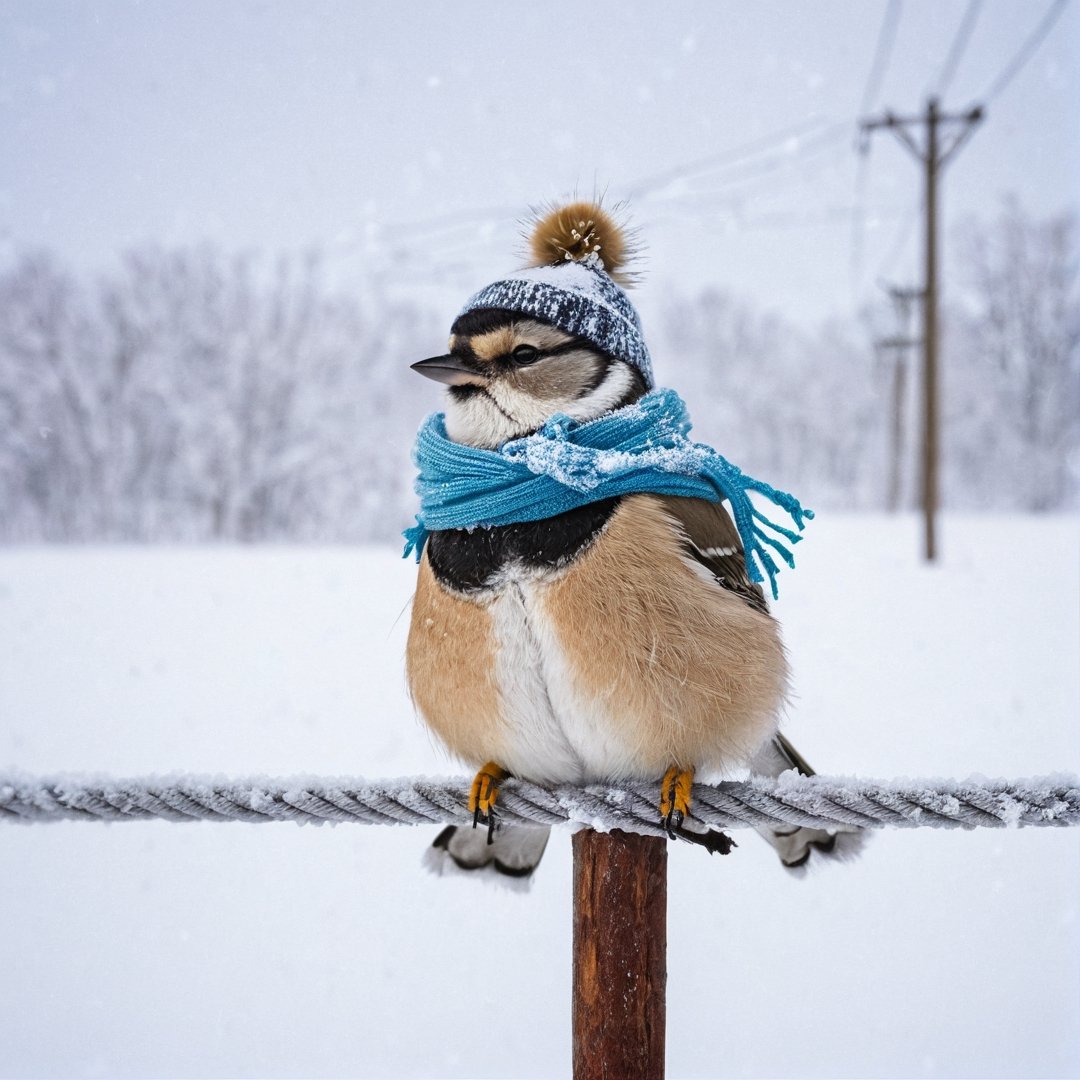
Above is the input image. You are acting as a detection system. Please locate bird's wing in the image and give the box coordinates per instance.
[657,495,770,615]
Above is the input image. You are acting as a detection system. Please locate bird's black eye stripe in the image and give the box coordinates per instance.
[510,344,541,365]
[507,340,591,366]
[545,340,592,357]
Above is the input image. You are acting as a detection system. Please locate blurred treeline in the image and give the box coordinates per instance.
[1,199,1076,543]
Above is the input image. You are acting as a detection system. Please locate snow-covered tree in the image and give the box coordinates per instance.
[947,199,1079,511]
[0,247,437,542]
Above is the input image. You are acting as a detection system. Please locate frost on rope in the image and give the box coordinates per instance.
[1,772,1078,831]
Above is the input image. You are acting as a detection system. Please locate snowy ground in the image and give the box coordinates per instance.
[1,516,1078,1079]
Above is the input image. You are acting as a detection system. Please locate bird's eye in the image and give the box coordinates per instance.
[510,344,541,365]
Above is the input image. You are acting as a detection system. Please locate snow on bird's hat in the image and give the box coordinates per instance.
[454,201,655,387]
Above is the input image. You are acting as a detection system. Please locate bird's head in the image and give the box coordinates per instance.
[412,309,648,448]
[411,200,653,449]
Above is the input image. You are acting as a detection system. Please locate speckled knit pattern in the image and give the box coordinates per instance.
[458,261,655,386]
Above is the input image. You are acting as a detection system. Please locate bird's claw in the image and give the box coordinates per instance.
[658,764,734,853]
[669,821,737,855]
[468,762,508,846]
[659,765,694,838]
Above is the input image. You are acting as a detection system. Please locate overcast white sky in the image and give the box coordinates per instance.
[1,1,1077,327]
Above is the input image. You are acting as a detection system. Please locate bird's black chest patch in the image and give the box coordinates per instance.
[426,498,620,593]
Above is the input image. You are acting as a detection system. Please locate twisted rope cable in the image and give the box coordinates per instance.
[1,772,1078,834]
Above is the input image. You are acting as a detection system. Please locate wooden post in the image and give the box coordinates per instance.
[572,829,667,1080]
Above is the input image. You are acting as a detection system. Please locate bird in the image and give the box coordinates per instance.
[404,199,860,877]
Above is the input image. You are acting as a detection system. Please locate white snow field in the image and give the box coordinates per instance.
[1,515,1077,1079]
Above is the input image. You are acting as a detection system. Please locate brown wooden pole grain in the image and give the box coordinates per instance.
[572,828,667,1080]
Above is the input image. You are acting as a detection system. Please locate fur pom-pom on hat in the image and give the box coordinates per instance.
[525,201,637,287]
[456,198,654,386]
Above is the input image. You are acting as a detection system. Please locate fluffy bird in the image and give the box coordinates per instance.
[405,200,857,876]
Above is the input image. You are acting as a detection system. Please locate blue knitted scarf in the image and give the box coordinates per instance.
[402,387,813,599]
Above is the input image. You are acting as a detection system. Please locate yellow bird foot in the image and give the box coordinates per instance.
[659,764,736,856]
[468,762,508,845]
[659,765,695,835]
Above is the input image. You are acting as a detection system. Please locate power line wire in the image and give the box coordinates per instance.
[981,0,1068,102]
[412,132,854,275]
[406,138,860,280]
[628,117,844,201]
[648,123,853,207]
[327,119,854,271]
[859,0,904,117]
[723,204,908,233]
[934,0,983,96]
[851,1,903,303]
[369,128,849,275]
[353,120,858,276]
[854,0,989,308]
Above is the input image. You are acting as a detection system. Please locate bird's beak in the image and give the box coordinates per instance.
[410,354,489,387]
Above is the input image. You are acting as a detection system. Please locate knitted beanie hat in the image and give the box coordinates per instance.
[455,201,654,388]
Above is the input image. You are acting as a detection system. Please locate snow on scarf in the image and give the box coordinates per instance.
[402,387,813,599]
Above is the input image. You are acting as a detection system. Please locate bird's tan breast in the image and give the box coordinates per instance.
[405,553,507,766]
[406,494,787,783]
[539,494,787,775]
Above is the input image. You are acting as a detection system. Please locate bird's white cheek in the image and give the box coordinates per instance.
[442,386,553,448]
[489,384,555,432]
[444,393,514,448]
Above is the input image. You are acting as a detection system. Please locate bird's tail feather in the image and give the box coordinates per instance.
[750,733,867,873]
[425,823,551,880]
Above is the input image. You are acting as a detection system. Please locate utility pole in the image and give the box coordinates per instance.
[875,283,923,513]
[861,98,983,561]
